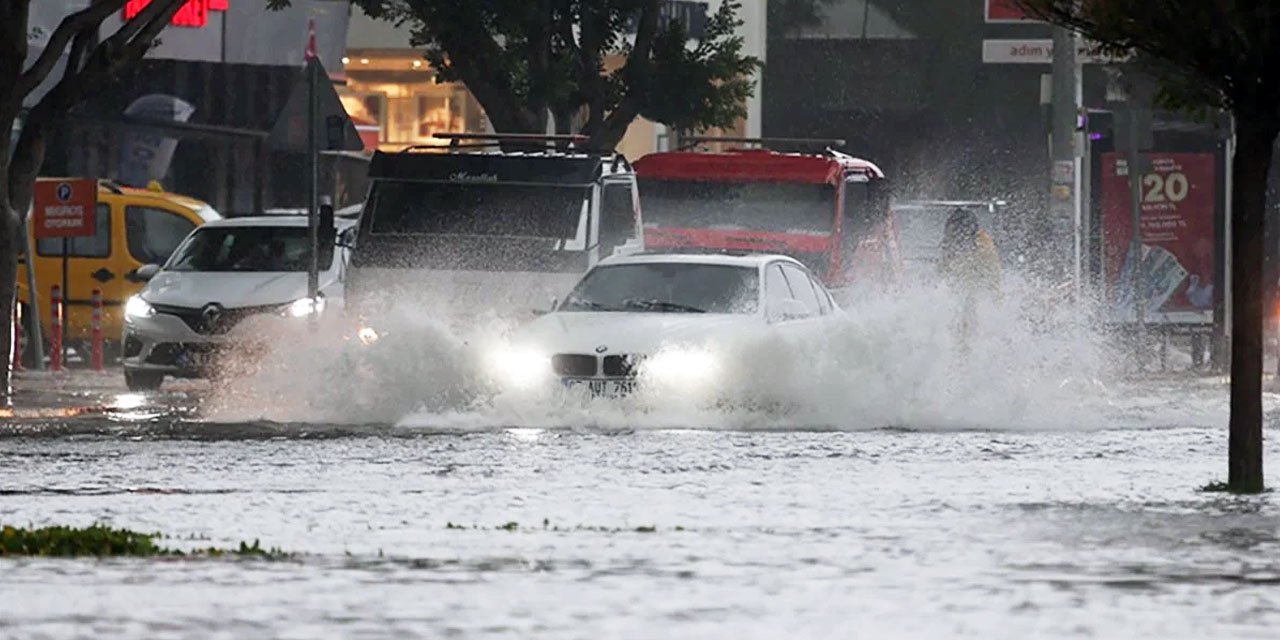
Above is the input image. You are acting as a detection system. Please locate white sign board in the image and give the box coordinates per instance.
[982,39,1128,65]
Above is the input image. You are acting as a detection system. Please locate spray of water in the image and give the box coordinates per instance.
[202,267,1184,431]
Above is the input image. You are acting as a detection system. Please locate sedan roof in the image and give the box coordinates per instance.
[599,251,802,269]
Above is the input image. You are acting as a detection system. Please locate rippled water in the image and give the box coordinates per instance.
[3,381,1280,639]
[5,277,1280,638]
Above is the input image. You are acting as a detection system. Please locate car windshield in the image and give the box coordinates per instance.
[560,263,759,314]
[166,226,333,272]
[639,180,835,233]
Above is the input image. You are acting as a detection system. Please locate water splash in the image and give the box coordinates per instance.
[199,269,1201,432]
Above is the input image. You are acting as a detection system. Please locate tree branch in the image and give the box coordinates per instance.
[9,0,185,207]
[15,0,125,98]
[0,0,33,91]
[592,0,660,146]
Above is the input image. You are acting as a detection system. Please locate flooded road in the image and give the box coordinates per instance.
[3,379,1280,639]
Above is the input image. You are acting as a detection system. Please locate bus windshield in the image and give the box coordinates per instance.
[639,180,836,234]
[368,180,588,241]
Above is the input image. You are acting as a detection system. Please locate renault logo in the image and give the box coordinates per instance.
[595,345,608,354]
[202,303,224,327]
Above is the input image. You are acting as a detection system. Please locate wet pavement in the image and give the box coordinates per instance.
[2,371,1280,639]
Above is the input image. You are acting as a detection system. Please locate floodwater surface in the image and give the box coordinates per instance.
[2,381,1280,639]
[4,283,1280,638]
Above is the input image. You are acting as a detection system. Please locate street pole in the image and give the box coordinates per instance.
[1049,26,1079,290]
[1221,117,1236,370]
[305,22,320,330]
[1127,102,1146,348]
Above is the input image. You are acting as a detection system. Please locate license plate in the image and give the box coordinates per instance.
[178,348,214,370]
[562,378,636,398]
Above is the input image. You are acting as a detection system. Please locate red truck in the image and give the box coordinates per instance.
[632,137,902,301]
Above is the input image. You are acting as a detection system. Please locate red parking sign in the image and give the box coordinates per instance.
[33,179,97,239]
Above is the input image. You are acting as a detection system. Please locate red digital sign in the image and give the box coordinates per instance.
[124,0,225,28]
[985,0,1039,22]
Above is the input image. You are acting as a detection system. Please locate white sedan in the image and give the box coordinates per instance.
[489,252,842,398]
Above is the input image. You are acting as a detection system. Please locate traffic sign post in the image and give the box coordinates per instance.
[32,179,97,370]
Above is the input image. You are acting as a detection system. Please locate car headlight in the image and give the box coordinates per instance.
[641,347,719,386]
[356,326,380,346]
[487,347,551,390]
[284,296,326,318]
[124,296,154,319]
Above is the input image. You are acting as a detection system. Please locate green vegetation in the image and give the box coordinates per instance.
[1,524,288,559]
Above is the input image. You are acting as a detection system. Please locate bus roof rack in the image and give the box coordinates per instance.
[678,136,847,151]
[431,132,592,149]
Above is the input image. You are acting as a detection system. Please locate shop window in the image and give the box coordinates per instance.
[785,0,916,39]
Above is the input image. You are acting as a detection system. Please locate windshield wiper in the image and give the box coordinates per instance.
[563,298,617,312]
[621,298,707,313]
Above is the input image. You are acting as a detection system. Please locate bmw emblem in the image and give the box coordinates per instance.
[595,345,608,354]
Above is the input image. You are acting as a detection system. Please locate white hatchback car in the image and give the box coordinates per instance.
[490,252,841,397]
[121,215,357,390]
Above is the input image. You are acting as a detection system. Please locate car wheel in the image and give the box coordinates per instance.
[124,370,164,391]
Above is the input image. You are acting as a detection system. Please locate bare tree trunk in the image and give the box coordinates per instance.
[0,204,17,402]
[0,102,18,402]
[1227,115,1278,494]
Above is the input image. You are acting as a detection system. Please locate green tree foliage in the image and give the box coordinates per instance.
[1019,0,1280,493]
[344,0,761,149]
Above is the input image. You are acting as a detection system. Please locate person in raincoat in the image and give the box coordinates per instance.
[937,208,1003,349]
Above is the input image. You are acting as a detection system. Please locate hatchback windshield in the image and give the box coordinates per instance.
[166,226,332,272]
[560,263,759,314]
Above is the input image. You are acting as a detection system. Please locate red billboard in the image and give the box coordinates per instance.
[1101,152,1217,324]
[986,0,1040,22]
[32,179,98,240]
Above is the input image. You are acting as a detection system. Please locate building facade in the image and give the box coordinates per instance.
[341,0,768,158]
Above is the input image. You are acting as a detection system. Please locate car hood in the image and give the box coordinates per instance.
[143,270,341,309]
[513,311,764,355]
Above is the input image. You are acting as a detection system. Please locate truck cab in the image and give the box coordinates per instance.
[632,138,900,305]
[346,134,643,327]
[17,179,220,364]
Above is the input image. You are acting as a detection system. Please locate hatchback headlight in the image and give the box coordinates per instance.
[124,296,154,319]
[284,296,326,318]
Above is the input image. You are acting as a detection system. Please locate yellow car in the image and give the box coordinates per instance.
[17,179,221,364]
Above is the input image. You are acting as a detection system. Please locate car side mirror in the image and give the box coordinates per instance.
[319,201,336,250]
[767,298,811,323]
[533,297,558,317]
[130,264,161,283]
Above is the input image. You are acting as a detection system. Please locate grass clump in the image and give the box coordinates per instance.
[2,524,163,557]
[1,524,287,559]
